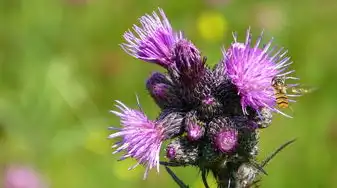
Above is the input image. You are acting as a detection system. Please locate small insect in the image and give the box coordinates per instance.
[271,76,290,109]
[272,76,315,110]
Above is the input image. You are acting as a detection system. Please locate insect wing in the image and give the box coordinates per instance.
[290,86,317,95]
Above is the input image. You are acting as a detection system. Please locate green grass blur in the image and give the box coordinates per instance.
[1,0,337,187]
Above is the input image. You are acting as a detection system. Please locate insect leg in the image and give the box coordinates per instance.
[287,83,300,88]
[285,76,300,80]
[286,94,302,97]
[288,99,296,103]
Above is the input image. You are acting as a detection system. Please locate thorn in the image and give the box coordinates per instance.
[201,169,210,188]
[203,56,207,64]
[135,94,144,113]
[164,166,189,188]
[251,162,268,176]
[261,138,297,167]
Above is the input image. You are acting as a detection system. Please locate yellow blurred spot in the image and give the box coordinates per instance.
[85,131,109,155]
[112,159,142,180]
[193,174,217,188]
[197,11,228,42]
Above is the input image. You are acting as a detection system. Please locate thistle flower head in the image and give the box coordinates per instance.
[121,8,183,67]
[223,28,295,115]
[109,99,184,179]
[112,7,303,186]
[109,100,164,179]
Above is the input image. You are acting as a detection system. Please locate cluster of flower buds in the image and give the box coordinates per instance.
[108,8,299,187]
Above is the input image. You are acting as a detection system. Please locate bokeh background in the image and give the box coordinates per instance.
[1,0,337,187]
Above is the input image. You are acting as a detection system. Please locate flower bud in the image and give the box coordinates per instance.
[165,137,199,165]
[146,72,181,109]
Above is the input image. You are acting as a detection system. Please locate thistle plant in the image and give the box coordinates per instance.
[108,8,300,188]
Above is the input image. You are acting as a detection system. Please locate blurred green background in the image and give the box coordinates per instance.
[1,0,337,187]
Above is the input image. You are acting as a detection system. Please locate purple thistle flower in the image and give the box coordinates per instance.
[112,7,304,187]
[223,28,296,115]
[109,100,164,179]
[215,128,238,153]
[109,99,184,179]
[121,8,183,67]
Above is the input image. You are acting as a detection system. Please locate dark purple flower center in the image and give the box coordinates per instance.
[166,147,176,160]
[187,123,203,141]
[215,129,238,153]
[202,96,215,105]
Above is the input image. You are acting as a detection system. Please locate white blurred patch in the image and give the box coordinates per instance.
[254,3,287,33]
